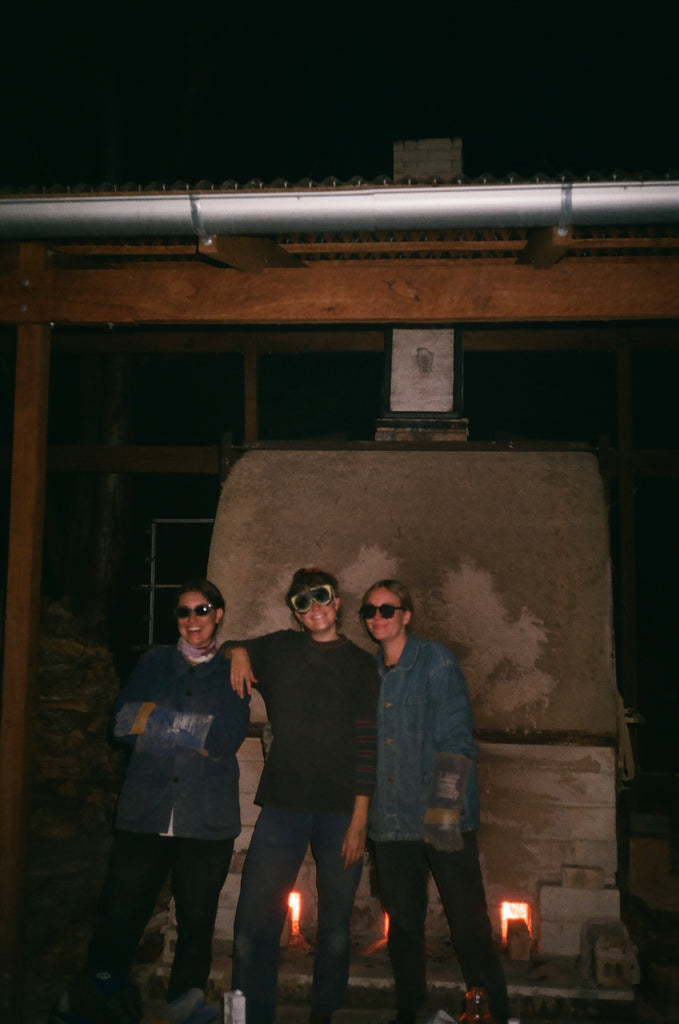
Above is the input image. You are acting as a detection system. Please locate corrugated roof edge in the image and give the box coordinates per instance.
[2,169,679,197]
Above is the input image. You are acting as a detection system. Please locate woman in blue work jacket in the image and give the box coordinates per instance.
[54,578,249,1024]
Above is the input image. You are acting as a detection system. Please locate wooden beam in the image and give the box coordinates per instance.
[4,324,679,357]
[243,345,258,442]
[517,227,572,268]
[45,444,222,473]
[53,243,196,259]
[599,447,679,478]
[2,260,679,326]
[47,328,386,354]
[616,346,638,714]
[198,234,304,271]
[0,312,50,1019]
[629,450,679,476]
[285,237,525,258]
[2,441,679,478]
[465,324,679,352]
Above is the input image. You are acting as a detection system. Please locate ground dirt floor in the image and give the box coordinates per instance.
[24,832,679,1024]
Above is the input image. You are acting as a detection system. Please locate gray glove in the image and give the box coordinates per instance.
[423,752,471,852]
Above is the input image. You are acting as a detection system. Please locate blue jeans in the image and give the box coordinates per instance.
[86,829,234,1001]
[374,833,509,1024]
[232,806,363,1024]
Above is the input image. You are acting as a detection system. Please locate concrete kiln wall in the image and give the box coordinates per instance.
[206,449,621,951]
[208,449,617,734]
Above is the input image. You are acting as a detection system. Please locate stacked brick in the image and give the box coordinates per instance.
[392,137,463,181]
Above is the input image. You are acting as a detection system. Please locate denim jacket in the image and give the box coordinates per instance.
[368,634,480,842]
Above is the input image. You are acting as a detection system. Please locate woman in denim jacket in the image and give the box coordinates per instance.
[361,579,509,1024]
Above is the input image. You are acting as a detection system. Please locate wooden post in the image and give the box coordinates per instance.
[0,314,51,1021]
[616,344,637,713]
[244,343,258,442]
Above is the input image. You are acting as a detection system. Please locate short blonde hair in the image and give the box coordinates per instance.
[362,579,414,617]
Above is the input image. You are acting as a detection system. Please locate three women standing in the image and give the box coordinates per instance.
[59,568,506,1024]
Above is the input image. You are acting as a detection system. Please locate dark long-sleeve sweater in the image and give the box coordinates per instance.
[238,630,379,815]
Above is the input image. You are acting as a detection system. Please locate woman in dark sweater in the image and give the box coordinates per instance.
[226,568,380,1024]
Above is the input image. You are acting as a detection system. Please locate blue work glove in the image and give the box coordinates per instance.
[114,702,213,752]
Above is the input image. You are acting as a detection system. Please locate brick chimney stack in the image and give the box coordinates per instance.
[392,137,463,180]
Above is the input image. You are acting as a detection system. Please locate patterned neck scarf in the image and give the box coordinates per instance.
[177,637,218,664]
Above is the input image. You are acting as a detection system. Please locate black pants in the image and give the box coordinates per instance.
[86,830,234,1001]
[374,833,509,1024]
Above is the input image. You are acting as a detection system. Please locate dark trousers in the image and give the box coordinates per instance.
[86,829,234,1001]
[232,806,363,1024]
[374,833,509,1024]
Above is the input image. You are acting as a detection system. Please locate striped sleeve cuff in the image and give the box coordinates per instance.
[355,718,377,796]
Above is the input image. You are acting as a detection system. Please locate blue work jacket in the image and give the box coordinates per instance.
[368,634,480,842]
[112,646,250,840]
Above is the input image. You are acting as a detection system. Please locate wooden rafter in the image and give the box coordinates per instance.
[37,225,679,268]
[198,234,305,271]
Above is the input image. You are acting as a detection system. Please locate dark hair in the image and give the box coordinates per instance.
[285,567,342,628]
[361,578,414,617]
[176,577,225,611]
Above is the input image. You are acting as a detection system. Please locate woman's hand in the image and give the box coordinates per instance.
[229,646,258,698]
[341,793,370,867]
[341,820,367,868]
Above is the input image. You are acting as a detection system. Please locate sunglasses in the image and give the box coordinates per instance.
[175,603,214,619]
[359,603,403,620]
[290,584,335,613]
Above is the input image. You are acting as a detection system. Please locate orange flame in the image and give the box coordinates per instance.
[288,891,301,936]
[500,901,531,943]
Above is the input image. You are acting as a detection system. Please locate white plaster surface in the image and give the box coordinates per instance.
[208,449,617,735]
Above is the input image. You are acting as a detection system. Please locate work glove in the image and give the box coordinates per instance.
[115,702,213,752]
[423,752,471,852]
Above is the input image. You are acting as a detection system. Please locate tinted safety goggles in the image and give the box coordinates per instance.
[175,603,213,619]
[359,603,403,620]
[290,584,335,613]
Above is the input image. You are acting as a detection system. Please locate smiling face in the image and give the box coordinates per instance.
[175,590,224,648]
[362,585,411,646]
[293,592,341,642]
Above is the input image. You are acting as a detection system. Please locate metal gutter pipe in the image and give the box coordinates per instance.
[0,180,678,240]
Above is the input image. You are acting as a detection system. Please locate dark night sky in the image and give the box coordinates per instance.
[2,8,678,188]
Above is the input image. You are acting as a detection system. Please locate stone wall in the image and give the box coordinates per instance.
[27,603,132,1017]
[33,602,126,838]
